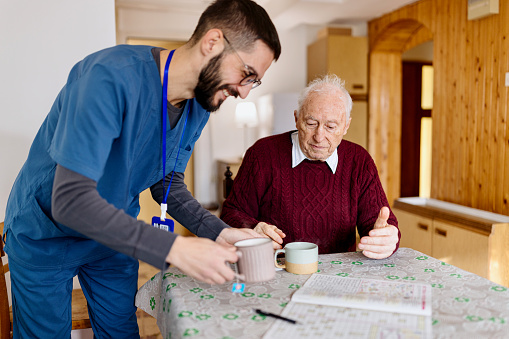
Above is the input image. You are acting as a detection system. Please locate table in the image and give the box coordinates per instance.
[135,248,509,338]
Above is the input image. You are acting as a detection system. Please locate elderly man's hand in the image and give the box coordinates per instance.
[358,207,399,259]
[253,222,286,249]
[215,227,264,247]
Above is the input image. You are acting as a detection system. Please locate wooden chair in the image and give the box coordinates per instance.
[0,222,92,338]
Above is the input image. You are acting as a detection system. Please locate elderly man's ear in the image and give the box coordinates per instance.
[343,117,352,135]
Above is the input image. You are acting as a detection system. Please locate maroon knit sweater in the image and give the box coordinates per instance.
[221,132,400,254]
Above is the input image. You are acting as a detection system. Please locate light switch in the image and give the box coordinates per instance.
[506,72,509,87]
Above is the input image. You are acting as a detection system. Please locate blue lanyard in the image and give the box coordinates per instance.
[161,50,190,208]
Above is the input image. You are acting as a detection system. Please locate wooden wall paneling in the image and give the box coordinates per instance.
[466,14,480,208]
[368,52,401,205]
[403,26,433,52]
[431,5,445,202]
[483,15,498,212]
[449,2,461,203]
[448,1,460,205]
[462,15,476,208]
[428,0,440,201]
[473,18,486,210]
[369,20,431,205]
[457,4,469,207]
[369,0,509,215]
[501,7,509,213]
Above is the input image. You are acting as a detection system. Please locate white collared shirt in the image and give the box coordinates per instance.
[291,131,338,173]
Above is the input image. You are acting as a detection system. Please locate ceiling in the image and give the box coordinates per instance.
[116,0,419,31]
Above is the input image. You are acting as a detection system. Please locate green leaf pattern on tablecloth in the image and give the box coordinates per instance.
[491,286,507,292]
[183,328,199,337]
[222,313,239,320]
[251,314,266,322]
[166,283,176,292]
[195,314,211,321]
[136,248,509,338]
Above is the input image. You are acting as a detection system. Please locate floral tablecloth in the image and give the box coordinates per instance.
[135,248,509,339]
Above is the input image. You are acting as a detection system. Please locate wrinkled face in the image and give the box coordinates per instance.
[295,88,351,161]
[194,39,274,112]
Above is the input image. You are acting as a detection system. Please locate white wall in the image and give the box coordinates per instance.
[0,1,115,337]
[0,0,116,222]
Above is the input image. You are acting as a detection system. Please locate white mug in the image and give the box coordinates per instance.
[275,242,318,274]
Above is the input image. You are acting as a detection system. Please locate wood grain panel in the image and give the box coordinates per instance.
[369,0,509,215]
[307,38,328,83]
[369,52,402,205]
[393,209,432,255]
[490,224,509,287]
[432,219,490,279]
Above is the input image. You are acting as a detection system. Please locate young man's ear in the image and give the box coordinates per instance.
[200,29,225,58]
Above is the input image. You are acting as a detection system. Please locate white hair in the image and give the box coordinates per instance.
[296,74,353,119]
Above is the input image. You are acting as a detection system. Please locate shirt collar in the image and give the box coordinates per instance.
[291,131,338,174]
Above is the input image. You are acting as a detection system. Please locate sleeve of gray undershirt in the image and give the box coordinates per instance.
[150,172,230,239]
[51,165,176,269]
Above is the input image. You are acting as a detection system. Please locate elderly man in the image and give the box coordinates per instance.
[221,74,400,259]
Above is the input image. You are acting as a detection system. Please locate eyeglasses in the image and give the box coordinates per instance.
[223,35,262,89]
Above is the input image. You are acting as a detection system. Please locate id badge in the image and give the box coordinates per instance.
[151,216,174,232]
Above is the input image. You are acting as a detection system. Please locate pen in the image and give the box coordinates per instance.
[255,309,298,324]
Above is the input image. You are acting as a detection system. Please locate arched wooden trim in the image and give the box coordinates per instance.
[369,19,433,206]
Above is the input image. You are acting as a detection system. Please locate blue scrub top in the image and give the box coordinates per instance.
[4,45,210,269]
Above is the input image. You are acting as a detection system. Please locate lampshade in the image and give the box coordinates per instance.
[235,102,258,128]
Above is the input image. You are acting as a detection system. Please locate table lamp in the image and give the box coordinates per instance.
[235,101,258,156]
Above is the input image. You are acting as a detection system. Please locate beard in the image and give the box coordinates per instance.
[194,52,238,112]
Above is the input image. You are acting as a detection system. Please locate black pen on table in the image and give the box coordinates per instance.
[255,309,298,324]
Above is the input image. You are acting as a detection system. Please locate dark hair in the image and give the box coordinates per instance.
[189,0,281,60]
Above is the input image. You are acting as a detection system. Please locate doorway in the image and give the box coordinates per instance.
[368,19,433,205]
[400,41,433,198]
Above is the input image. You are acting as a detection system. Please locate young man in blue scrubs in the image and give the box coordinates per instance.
[3,0,281,337]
